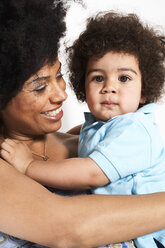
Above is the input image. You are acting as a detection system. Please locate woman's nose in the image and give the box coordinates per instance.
[49,80,67,103]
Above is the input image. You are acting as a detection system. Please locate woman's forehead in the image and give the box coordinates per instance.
[24,59,61,86]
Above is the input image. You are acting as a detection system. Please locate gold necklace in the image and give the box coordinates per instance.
[2,127,49,161]
[31,140,49,161]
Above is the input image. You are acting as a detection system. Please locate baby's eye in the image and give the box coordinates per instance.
[92,75,104,82]
[119,75,131,82]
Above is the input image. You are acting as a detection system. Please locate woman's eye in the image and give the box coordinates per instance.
[56,67,63,79]
[34,84,47,92]
[56,73,63,79]
[92,75,104,82]
[119,75,131,82]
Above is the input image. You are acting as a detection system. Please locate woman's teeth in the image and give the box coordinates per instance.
[43,108,61,116]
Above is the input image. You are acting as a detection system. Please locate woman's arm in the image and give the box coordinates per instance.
[1,158,165,248]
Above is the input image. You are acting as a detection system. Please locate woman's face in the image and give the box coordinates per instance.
[1,59,67,136]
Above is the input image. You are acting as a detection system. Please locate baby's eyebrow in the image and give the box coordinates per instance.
[86,68,138,76]
[118,68,137,75]
[86,69,104,76]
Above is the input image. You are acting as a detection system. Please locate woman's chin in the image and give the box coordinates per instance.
[45,121,62,134]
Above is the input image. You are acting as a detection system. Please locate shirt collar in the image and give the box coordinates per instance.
[137,103,156,114]
[84,112,96,125]
[84,103,156,126]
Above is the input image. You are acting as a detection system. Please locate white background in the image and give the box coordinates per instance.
[59,0,165,142]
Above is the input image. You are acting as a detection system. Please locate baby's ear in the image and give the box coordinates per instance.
[140,97,146,104]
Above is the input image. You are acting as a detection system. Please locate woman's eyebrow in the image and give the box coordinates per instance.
[57,63,62,73]
[58,62,62,69]
[27,75,50,85]
[27,62,61,85]
[32,76,50,83]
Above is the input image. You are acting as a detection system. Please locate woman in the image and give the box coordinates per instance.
[0,0,165,247]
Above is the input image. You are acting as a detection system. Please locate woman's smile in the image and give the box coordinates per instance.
[40,107,63,121]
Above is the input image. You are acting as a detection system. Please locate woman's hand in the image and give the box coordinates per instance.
[0,139,34,174]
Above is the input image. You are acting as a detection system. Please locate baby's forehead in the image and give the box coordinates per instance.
[87,51,139,65]
[89,50,139,59]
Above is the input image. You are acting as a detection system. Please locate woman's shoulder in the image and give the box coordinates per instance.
[47,132,79,159]
[52,131,78,141]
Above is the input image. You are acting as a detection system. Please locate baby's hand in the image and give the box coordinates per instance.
[0,139,33,174]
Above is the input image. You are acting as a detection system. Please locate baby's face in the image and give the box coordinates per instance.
[85,51,144,121]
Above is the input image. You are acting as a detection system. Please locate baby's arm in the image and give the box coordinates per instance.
[1,139,33,174]
[26,157,109,189]
[0,139,109,189]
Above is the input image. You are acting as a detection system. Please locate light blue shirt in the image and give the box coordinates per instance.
[79,103,165,248]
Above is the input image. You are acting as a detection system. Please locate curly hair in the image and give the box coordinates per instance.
[67,12,165,104]
[0,0,66,110]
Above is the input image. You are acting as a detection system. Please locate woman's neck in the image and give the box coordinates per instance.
[1,127,49,161]
[2,127,45,143]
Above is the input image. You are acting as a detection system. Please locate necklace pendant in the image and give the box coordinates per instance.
[43,155,49,161]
